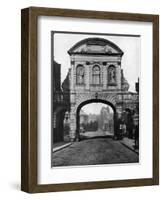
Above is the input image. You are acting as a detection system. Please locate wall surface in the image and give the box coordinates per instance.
[0,0,162,199]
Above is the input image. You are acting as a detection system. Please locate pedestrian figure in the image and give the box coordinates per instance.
[119,120,126,138]
[115,117,123,140]
[121,122,126,136]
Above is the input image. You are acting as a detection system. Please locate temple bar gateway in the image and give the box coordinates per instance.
[53,37,139,142]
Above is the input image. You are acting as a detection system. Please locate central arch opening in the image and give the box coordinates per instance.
[76,99,116,141]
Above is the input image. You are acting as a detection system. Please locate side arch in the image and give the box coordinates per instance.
[53,106,69,143]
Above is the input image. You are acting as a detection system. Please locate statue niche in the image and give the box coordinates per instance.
[108,65,116,85]
[76,65,84,84]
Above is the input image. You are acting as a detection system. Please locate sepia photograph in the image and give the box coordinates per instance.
[51,32,140,167]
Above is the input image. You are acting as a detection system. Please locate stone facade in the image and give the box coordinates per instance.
[67,38,139,141]
[53,37,139,142]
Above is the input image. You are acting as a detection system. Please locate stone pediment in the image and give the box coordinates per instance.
[68,37,123,56]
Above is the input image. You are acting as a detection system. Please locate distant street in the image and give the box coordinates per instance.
[80,130,114,138]
[52,134,139,167]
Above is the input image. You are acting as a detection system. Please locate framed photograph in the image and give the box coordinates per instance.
[21,7,159,193]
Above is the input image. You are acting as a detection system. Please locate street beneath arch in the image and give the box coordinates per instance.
[52,136,139,167]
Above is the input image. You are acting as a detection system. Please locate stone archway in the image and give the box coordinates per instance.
[69,93,117,141]
[52,37,139,144]
[62,37,139,142]
[75,99,117,141]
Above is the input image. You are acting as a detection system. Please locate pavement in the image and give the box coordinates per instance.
[52,130,114,152]
[120,137,139,154]
[53,141,72,153]
[52,137,139,167]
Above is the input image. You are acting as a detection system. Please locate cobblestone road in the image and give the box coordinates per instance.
[52,137,139,167]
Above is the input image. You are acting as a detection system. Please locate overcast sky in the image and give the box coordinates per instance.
[53,32,140,92]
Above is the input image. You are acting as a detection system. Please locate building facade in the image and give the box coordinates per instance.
[53,37,139,142]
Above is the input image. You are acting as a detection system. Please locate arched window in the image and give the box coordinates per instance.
[76,65,84,84]
[108,65,116,85]
[92,65,100,84]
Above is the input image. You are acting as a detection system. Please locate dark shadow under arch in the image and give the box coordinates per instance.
[76,99,117,141]
[53,107,68,143]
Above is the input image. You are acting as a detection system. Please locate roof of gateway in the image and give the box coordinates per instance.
[68,37,124,56]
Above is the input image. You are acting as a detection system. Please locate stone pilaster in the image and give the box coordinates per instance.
[100,64,103,85]
[85,65,90,90]
[69,106,76,141]
[89,64,93,84]
[116,64,121,90]
[70,58,75,91]
[103,65,107,89]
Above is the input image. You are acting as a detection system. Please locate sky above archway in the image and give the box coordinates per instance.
[53,32,140,92]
